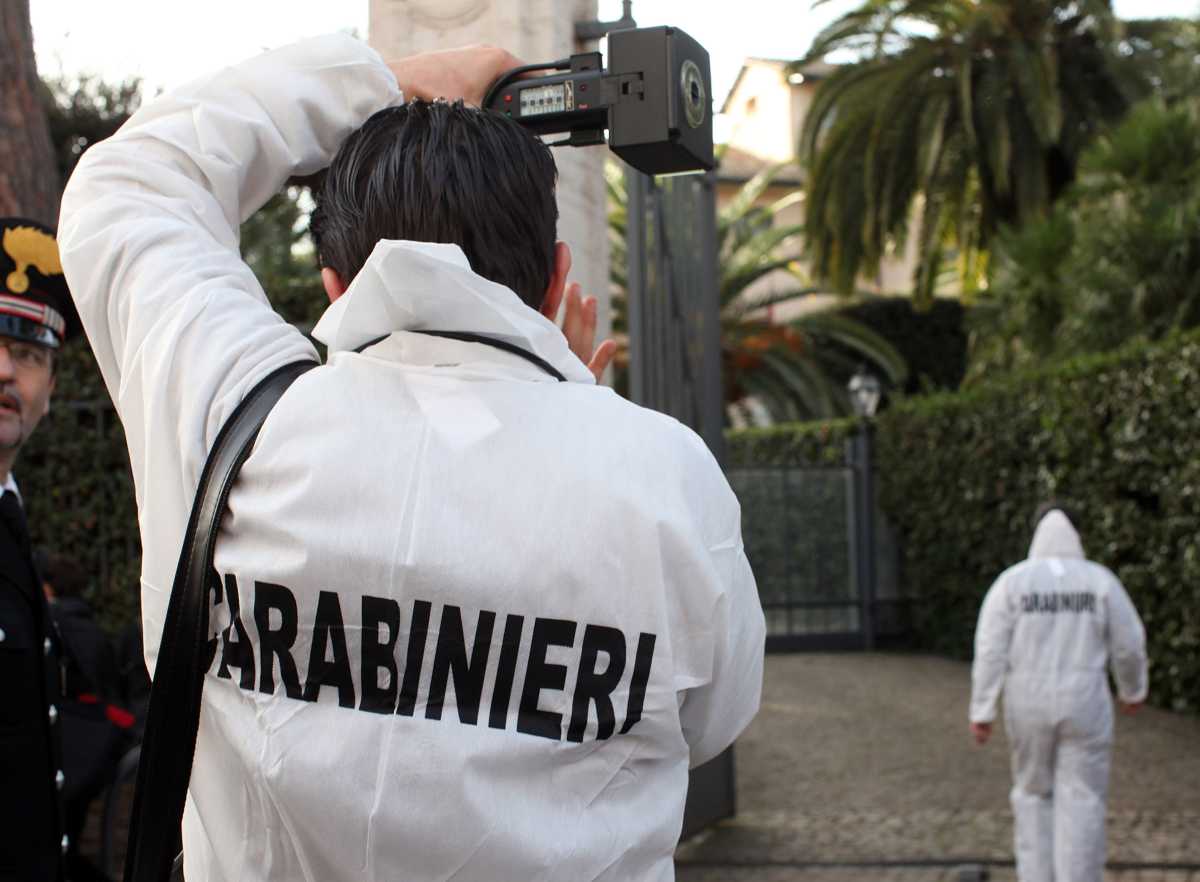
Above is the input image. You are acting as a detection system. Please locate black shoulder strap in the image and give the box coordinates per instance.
[124,360,317,882]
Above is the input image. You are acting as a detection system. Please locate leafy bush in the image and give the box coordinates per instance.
[728,331,1200,712]
[831,297,967,394]
[20,346,140,635]
[971,98,1200,379]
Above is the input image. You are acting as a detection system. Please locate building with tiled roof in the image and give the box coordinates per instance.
[716,58,920,319]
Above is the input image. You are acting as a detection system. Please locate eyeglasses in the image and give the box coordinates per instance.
[0,337,53,372]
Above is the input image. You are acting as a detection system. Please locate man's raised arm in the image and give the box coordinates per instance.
[58,34,523,498]
[58,35,403,492]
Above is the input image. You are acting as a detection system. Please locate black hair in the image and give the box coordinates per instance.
[1033,499,1079,530]
[310,100,559,310]
[39,552,88,599]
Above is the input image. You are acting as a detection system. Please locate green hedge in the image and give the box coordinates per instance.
[19,346,140,635]
[728,331,1200,713]
[727,418,858,469]
[832,297,967,394]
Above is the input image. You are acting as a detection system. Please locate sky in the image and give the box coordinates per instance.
[32,0,1200,112]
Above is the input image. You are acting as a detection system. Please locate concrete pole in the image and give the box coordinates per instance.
[368,0,612,354]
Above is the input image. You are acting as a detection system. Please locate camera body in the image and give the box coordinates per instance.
[607,27,713,176]
[485,26,714,176]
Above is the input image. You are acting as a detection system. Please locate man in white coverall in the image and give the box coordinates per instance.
[969,504,1148,882]
[58,33,765,882]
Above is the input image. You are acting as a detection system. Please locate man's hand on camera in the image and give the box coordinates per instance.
[389,46,522,106]
[559,282,617,383]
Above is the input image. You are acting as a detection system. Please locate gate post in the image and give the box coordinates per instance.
[625,167,649,405]
[624,167,735,838]
[848,424,877,650]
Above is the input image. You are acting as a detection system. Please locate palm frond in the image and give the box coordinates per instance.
[794,311,909,384]
[723,286,832,321]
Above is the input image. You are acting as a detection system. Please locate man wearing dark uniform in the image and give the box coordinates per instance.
[0,217,78,882]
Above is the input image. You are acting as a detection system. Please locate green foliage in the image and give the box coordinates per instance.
[726,417,858,469]
[1119,17,1200,103]
[608,161,907,422]
[972,97,1200,377]
[241,189,326,329]
[830,296,966,393]
[798,0,1134,304]
[42,73,144,183]
[728,331,1200,712]
[20,347,140,635]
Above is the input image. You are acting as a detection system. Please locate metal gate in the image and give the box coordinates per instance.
[727,445,905,652]
[728,465,861,650]
[624,166,731,838]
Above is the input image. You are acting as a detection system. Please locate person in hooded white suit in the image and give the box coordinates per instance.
[970,505,1148,882]
[56,35,765,882]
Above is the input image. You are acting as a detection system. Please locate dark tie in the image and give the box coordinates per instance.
[0,488,30,552]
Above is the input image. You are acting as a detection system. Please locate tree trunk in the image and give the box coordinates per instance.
[0,0,58,224]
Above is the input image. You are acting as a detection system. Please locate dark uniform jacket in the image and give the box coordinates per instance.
[0,489,65,882]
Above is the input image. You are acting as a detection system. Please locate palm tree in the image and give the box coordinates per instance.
[798,0,1134,304]
[607,162,907,424]
[0,0,59,222]
[969,96,1200,378]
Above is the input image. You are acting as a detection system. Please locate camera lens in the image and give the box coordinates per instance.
[680,60,706,129]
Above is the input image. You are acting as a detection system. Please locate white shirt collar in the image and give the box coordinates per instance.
[311,240,595,385]
[2,472,20,503]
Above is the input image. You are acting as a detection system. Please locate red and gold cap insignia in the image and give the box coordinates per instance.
[0,217,76,347]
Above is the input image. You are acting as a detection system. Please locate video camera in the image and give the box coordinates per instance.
[483,26,714,176]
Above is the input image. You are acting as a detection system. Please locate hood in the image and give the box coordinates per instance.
[1028,509,1085,559]
[311,240,595,384]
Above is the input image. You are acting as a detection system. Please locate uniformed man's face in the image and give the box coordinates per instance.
[0,335,55,456]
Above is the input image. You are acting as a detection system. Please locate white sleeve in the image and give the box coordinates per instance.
[677,497,767,769]
[969,574,1015,723]
[57,34,402,671]
[1106,574,1148,703]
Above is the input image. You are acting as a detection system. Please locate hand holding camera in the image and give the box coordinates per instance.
[387,44,524,107]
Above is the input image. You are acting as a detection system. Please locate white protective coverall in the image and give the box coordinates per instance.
[970,510,1148,882]
[58,34,765,882]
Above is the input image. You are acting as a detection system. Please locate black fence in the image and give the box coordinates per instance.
[729,442,907,652]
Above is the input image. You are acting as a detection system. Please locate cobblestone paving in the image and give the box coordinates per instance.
[676,653,1200,881]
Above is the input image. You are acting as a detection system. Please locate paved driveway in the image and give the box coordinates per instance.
[676,653,1200,881]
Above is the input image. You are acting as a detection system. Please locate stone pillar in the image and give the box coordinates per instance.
[368,0,612,353]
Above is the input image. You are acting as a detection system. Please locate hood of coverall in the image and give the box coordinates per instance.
[1027,509,1085,559]
[311,238,596,384]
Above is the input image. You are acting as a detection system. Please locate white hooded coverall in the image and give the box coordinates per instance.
[970,510,1148,882]
[57,34,766,882]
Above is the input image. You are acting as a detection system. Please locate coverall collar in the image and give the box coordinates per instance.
[311,240,595,385]
[1028,509,1085,559]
